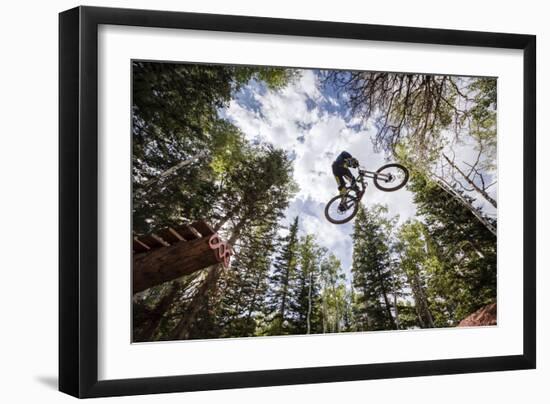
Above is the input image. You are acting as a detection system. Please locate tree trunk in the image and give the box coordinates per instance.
[134,283,179,342]
[167,221,247,340]
[393,293,401,330]
[377,269,397,329]
[306,272,313,334]
[133,235,225,294]
[279,261,292,322]
[136,152,206,192]
[432,176,497,236]
[167,265,221,340]
[419,288,435,328]
[408,271,435,328]
[443,153,497,208]
[321,295,328,333]
[334,286,341,333]
[133,151,208,210]
[246,272,264,321]
[364,296,372,330]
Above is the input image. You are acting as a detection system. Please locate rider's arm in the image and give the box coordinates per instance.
[345,156,359,168]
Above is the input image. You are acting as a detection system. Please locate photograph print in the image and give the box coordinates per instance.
[131,61,497,342]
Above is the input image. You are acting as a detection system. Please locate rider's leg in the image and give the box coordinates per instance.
[342,169,359,193]
[334,175,346,195]
[332,165,348,196]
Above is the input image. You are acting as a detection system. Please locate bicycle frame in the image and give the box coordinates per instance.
[353,167,391,189]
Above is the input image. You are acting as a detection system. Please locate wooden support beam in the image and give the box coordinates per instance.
[151,233,170,247]
[133,237,151,253]
[168,227,185,241]
[173,225,201,240]
[133,234,227,294]
[191,220,215,237]
[136,234,165,249]
[154,228,179,244]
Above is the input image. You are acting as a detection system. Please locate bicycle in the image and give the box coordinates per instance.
[324,163,409,224]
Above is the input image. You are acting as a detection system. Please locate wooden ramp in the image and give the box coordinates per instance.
[133,220,232,294]
[133,221,214,253]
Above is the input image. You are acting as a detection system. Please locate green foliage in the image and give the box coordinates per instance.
[131,61,296,234]
[216,144,298,234]
[217,223,278,338]
[395,221,437,328]
[233,66,300,90]
[264,217,300,335]
[319,254,348,333]
[351,205,398,331]
[406,173,497,323]
[131,61,298,340]
[468,78,497,123]
[468,78,497,172]
[290,234,324,334]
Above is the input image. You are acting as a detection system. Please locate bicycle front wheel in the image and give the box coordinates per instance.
[373,163,409,192]
[324,194,360,224]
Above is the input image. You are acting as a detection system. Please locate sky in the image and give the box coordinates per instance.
[221,69,418,276]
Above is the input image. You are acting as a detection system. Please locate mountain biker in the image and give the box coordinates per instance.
[332,151,360,197]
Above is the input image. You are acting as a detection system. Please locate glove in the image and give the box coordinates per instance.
[349,158,359,168]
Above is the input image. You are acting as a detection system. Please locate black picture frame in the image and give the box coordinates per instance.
[59,5,536,398]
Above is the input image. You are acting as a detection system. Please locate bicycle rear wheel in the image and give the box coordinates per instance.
[324,194,361,224]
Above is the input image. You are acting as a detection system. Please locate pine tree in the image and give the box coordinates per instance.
[264,217,300,335]
[290,235,323,335]
[408,173,497,324]
[216,223,278,338]
[351,205,398,331]
[166,146,297,340]
[319,254,348,333]
[395,221,436,328]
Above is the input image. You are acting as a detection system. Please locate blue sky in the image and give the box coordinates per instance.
[221,69,418,276]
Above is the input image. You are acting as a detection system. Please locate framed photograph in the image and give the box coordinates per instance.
[59,6,536,398]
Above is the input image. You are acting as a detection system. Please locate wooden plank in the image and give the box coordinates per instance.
[168,227,185,241]
[174,224,201,240]
[156,227,184,244]
[151,233,170,247]
[191,220,215,237]
[132,222,215,254]
[133,237,151,253]
[137,234,165,249]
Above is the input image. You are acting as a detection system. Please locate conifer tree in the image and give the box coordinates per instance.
[216,223,278,338]
[395,221,436,328]
[407,173,497,324]
[264,217,300,335]
[319,254,348,333]
[351,205,398,331]
[290,235,323,335]
[167,147,297,340]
